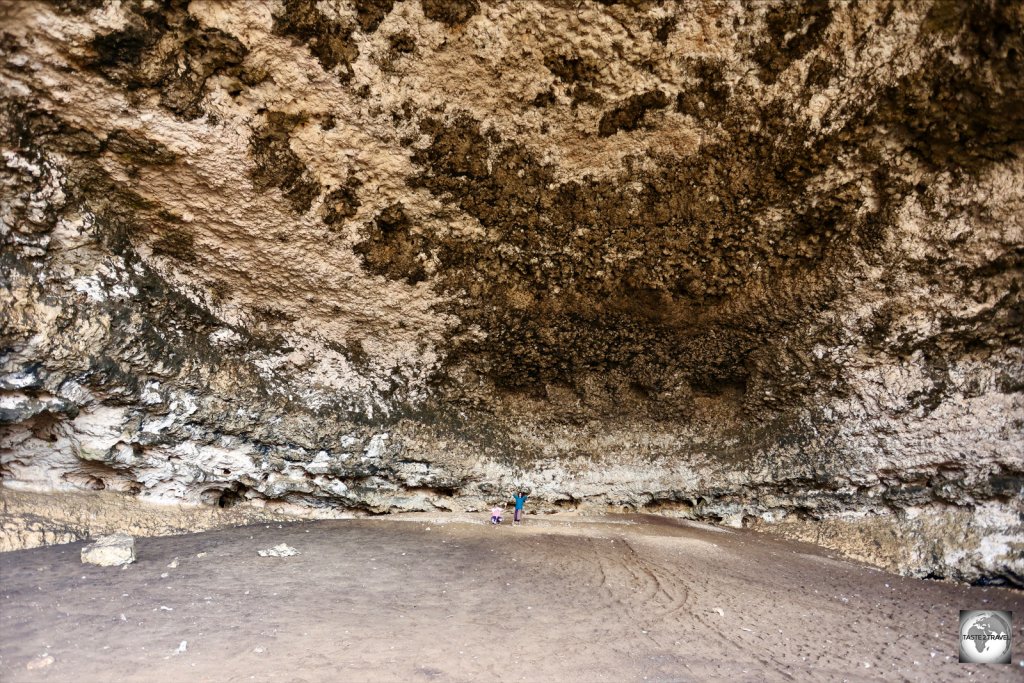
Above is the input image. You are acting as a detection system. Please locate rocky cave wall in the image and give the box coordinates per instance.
[1,0,1021,584]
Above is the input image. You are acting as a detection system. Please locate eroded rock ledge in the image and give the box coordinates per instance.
[1,0,1021,585]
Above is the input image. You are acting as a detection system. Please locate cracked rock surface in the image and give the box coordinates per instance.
[1,0,1021,585]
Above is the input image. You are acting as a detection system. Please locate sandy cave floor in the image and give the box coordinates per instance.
[0,513,1022,683]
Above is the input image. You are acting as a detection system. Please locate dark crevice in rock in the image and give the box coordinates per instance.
[597,89,669,137]
[322,175,363,226]
[647,15,676,44]
[274,0,358,79]
[543,54,602,85]
[675,59,729,119]
[593,0,658,7]
[872,2,1024,171]
[103,129,179,166]
[388,31,417,54]
[542,53,607,109]
[160,29,247,118]
[248,112,321,214]
[751,0,832,84]
[531,89,557,108]
[40,0,107,13]
[354,0,396,33]
[420,0,479,26]
[87,1,248,120]
[212,483,251,508]
[353,204,428,284]
[569,84,605,109]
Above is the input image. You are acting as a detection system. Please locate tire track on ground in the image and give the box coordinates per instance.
[622,536,799,680]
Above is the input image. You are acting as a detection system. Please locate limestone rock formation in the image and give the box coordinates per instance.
[1,1,1021,584]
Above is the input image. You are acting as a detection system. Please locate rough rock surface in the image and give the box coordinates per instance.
[80,531,135,566]
[0,1,1021,584]
[0,488,304,551]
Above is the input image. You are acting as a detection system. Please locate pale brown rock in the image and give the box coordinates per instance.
[80,532,135,566]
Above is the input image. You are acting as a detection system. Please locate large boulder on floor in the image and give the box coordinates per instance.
[81,533,136,566]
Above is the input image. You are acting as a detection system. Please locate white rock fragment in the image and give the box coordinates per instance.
[176,641,187,654]
[258,543,299,557]
[81,534,135,567]
[713,608,725,617]
[167,558,179,568]
[26,654,54,670]
[720,514,745,529]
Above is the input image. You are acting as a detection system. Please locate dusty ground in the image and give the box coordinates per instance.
[0,513,1021,682]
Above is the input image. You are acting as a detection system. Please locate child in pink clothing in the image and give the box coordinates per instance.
[490,506,503,525]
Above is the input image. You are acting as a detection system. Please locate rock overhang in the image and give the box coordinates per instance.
[0,0,1021,585]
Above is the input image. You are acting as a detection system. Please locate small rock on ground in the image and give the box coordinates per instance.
[26,654,54,670]
[81,534,135,567]
[258,543,299,557]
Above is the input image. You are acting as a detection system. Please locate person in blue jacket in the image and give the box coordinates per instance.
[512,490,528,526]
